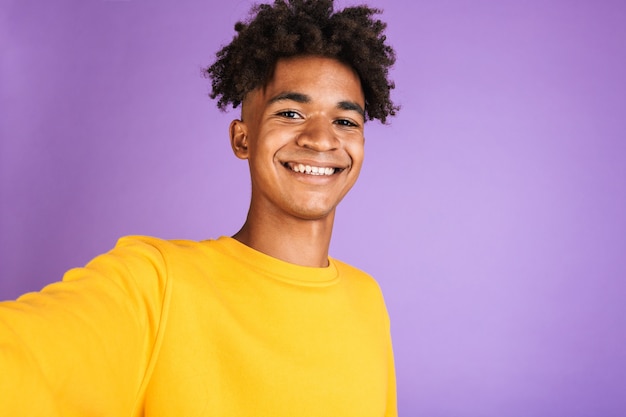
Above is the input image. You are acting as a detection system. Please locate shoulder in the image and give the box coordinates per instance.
[98,235,232,285]
[105,235,213,264]
[330,257,383,293]
[331,257,374,280]
[330,257,391,326]
[64,236,211,290]
[113,235,204,253]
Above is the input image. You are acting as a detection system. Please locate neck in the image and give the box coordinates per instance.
[232,209,335,268]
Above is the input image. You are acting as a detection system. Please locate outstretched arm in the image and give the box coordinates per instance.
[0,237,170,416]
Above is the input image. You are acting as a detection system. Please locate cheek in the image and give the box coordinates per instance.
[253,127,290,156]
[347,141,365,169]
[248,134,275,164]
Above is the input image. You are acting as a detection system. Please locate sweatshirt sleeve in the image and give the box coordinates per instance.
[385,326,398,417]
[381,298,398,417]
[0,236,171,417]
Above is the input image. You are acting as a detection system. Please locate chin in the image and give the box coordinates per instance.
[289,205,336,222]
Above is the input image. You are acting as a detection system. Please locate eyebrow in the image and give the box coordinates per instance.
[268,92,310,105]
[337,100,365,118]
[267,91,365,118]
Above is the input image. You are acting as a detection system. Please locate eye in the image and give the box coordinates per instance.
[277,110,302,119]
[334,118,359,128]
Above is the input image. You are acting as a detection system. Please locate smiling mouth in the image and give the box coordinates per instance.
[283,162,343,176]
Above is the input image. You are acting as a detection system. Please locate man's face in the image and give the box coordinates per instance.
[230,55,365,222]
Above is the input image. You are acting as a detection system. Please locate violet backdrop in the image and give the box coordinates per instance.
[1,0,625,415]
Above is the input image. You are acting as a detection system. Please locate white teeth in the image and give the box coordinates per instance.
[289,163,336,176]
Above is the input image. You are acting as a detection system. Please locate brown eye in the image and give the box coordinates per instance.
[335,119,358,127]
[278,111,302,119]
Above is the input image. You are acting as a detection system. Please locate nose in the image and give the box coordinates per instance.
[296,117,339,151]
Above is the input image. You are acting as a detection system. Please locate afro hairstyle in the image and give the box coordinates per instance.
[205,0,398,123]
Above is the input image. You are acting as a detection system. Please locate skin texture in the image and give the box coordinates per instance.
[230,55,366,267]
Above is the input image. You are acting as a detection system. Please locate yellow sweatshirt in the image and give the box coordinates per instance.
[0,236,396,416]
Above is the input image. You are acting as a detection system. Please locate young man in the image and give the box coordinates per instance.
[0,0,399,415]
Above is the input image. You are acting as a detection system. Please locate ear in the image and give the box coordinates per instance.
[229,119,249,159]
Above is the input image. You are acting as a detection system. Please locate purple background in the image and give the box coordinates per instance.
[1,0,625,415]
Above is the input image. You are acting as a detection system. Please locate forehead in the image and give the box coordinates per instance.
[259,55,364,104]
[265,56,362,94]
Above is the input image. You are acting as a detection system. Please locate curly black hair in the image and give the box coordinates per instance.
[206,0,398,123]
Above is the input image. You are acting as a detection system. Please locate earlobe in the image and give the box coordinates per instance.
[229,119,249,159]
